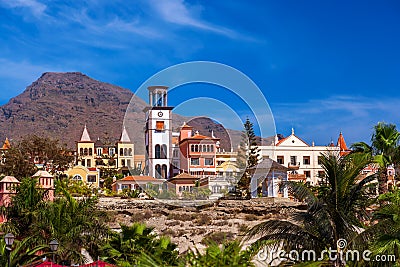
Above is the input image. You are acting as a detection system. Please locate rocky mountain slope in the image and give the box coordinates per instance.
[0,72,243,154]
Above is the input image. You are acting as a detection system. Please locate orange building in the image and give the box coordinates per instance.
[178,124,220,178]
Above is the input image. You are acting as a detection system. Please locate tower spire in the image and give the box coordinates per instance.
[120,126,131,142]
[80,124,91,142]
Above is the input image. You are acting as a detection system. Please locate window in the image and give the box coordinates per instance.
[290,156,297,165]
[277,156,284,164]
[109,148,115,157]
[120,148,123,156]
[155,164,161,179]
[173,149,178,158]
[84,148,88,156]
[162,164,167,179]
[87,175,96,183]
[128,148,132,156]
[156,121,165,131]
[155,144,161,159]
[205,158,213,165]
[210,145,214,152]
[191,158,199,165]
[89,148,93,156]
[80,148,83,155]
[127,159,131,167]
[121,159,125,167]
[73,174,82,181]
[191,145,194,152]
[161,144,167,159]
[87,159,91,168]
[81,160,85,166]
[304,171,311,178]
[97,148,102,156]
[303,156,310,165]
[318,171,325,178]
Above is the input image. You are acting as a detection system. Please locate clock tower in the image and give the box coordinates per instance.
[144,86,173,179]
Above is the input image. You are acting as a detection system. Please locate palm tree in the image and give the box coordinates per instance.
[355,188,400,266]
[184,240,255,267]
[32,182,109,264]
[245,153,375,266]
[101,223,179,266]
[352,122,400,194]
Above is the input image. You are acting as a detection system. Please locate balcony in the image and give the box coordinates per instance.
[288,173,306,181]
[288,162,300,170]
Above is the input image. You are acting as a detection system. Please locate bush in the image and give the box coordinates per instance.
[195,214,212,226]
[201,231,235,245]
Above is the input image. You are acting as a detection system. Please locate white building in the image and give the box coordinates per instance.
[259,129,350,185]
[144,86,173,179]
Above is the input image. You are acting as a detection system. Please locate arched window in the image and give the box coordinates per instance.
[195,145,199,152]
[128,148,132,156]
[80,148,83,155]
[120,148,123,156]
[155,164,161,178]
[210,145,214,152]
[89,148,93,156]
[84,148,88,156]
[162,164,168,179]
[191,145,194,152]
[124,148,128,156]
[73,174,82,181]
[155,145,161,159]
[161,145,167,159]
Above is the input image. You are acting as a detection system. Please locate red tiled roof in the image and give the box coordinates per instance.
[119,175,159,182]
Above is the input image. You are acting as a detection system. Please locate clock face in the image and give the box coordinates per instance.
[157,111,163,117]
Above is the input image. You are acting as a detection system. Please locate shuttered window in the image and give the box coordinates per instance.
[156,121,164,131]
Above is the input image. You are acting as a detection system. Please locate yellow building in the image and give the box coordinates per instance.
[77,125,95,168]
[65,165,100,187]
[117,127,134,169]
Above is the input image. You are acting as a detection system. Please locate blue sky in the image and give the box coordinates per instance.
[0,0,400,146]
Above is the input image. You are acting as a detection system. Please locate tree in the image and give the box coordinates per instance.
[356,188,400,266]
[32,183,109,264]
[0,135,74,178]
[0,147,36,179]
[237,118,260,195]
[245,153,375,266]
[100,223,179,266]
[184,240,255,267]
[0,178,46,238]
[352,122,400,194]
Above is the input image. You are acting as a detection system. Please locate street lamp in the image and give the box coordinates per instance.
[49,239,59,263]
[4,233,15,267]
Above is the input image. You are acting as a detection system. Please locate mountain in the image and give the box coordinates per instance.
[0,72,150,153]
[0,72,243,154]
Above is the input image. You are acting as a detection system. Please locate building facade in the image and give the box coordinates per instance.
[259,129,349,185]
[144,86,173,179]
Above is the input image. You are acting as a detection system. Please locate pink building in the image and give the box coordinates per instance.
[32,171,55,201]
[0,176,20,207]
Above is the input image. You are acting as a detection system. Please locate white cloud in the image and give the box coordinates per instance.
[149,0,238,38]
[0,0,47,17]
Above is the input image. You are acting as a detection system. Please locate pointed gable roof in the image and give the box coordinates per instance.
[276,128,309,147]
[337,132,350,156]
[2,137,11,150]
[80,125,92,142]
[120,126,131,143]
